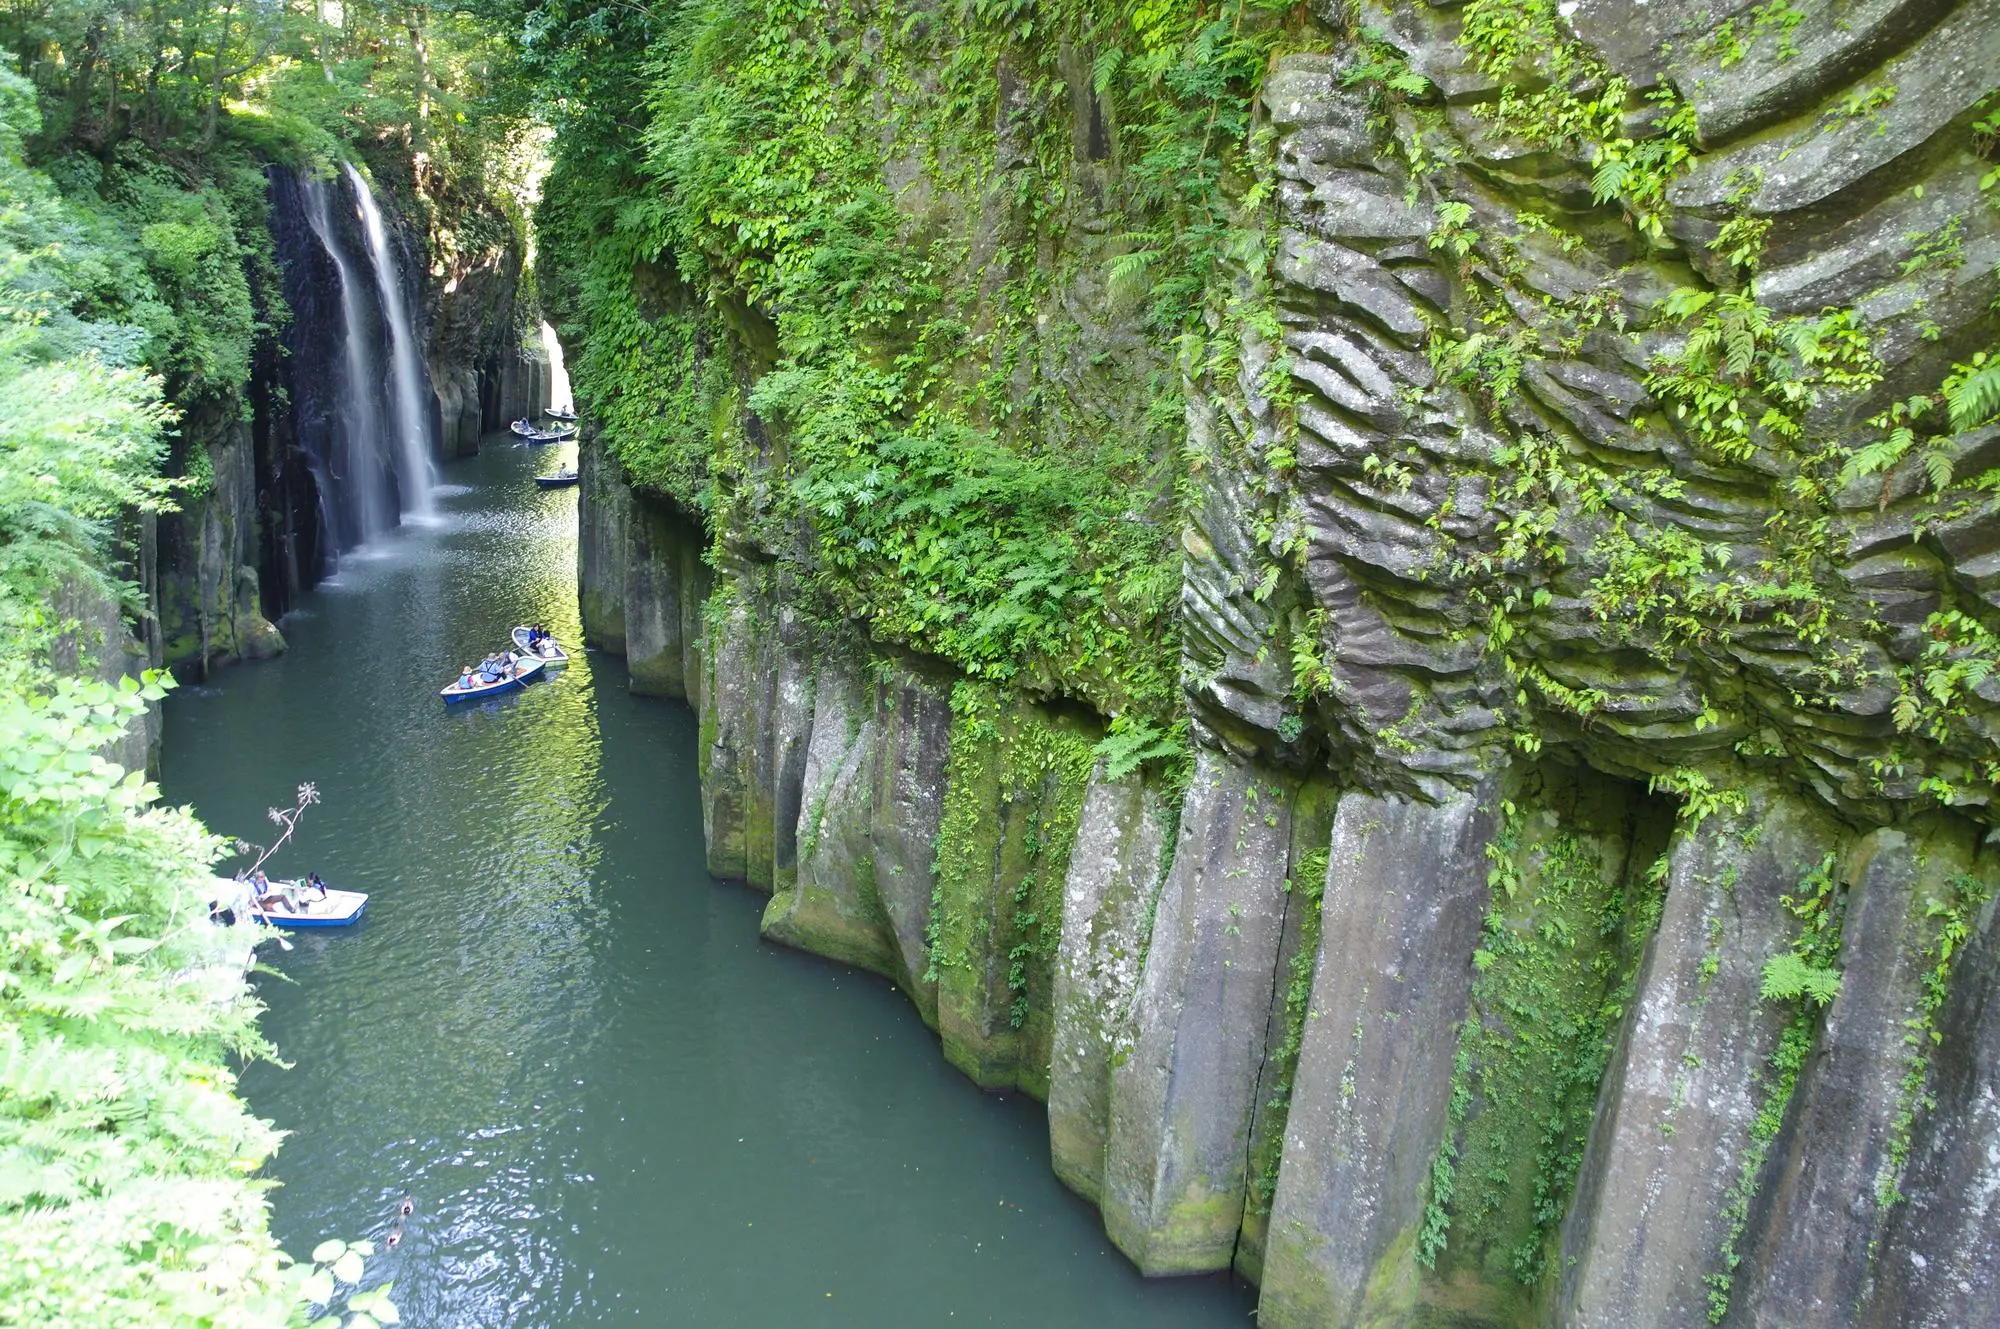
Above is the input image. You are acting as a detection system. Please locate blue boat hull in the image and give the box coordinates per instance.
[535,474,579,489]
[440,654,547,703]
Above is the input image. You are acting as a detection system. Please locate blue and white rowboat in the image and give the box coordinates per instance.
[440,653,547,703]
[256,885,369,928]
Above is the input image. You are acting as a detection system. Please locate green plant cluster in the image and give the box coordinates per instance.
[1,81,292,1321]
[1416,797,1664,1295]
[533,0,1316,729]
[1,50,436,1328]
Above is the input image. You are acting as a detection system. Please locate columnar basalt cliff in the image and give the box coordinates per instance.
[555,0,2000,1322]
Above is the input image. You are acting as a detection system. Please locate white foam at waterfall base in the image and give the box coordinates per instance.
[345,162,437,519]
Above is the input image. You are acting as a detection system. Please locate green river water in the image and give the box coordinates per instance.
[160,440,1252,1327]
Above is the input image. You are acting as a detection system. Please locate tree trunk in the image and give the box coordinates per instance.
[406,6,430,154]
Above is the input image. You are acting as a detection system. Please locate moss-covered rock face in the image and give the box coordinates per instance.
[931,684,1098,1095]
[549,0,2000,1317]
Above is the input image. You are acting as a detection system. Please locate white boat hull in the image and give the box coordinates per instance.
[256,886,370,928]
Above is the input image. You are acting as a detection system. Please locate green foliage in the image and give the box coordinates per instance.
[531,0,1310,725]
[928,685,1093,1059]
[1757,950,1840,1005]
[1,70,402,1323]
[0,671,298,1329]
[0,76,176,652]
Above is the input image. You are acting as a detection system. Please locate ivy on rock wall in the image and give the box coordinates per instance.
[537,0,1331,726]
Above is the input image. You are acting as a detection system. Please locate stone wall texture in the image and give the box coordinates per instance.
[571,0,2000,1322]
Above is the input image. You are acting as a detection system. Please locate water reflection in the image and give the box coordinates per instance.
[161,438,1252,1327]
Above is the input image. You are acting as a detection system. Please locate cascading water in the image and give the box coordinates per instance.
[345,163,436,518]
[297,173,393,544]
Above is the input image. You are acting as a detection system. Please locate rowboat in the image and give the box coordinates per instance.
[535,470,579,489]
[253,882,370,928]
[545,407,577,422]
[439,652,547,702]
[545,422,578,439]
[512,625,570,668]
[512,423,561,445]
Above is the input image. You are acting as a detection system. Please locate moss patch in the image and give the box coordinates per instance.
[929,681,1096,1096]
[1419,771,1671,1320]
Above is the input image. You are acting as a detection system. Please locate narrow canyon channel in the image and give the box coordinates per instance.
[159,438,1254,1327]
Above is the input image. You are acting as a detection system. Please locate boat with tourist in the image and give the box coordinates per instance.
[513,624,570,668]
[252,880,370,928]
[440,650,547,702]
[535,465,579,489]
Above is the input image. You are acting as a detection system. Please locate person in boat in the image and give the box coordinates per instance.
[307,872,328,900]
[458,665,474,690]
[251,870,287,911]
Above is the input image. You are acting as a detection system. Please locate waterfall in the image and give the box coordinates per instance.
[344,163,436,518]
[297,173,393,544]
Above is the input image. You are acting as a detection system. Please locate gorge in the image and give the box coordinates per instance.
[538,0,2000,1322]
[4,0,2000,1324]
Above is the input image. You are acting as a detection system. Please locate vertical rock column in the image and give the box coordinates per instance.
[1856,840,2000,1328]
[932,693,1098,1097]
[1101,747,1301,1274]
[1256,784,1499,1328]
[1047,766,1175,1205]
[1738,819,1980,1323]
[629,494,707,701]
[1234,777,1343,1284]
[1558,790,1844,1328]
[577,437,630,654]
[760,655,953,1025]
[699,559,781,887]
